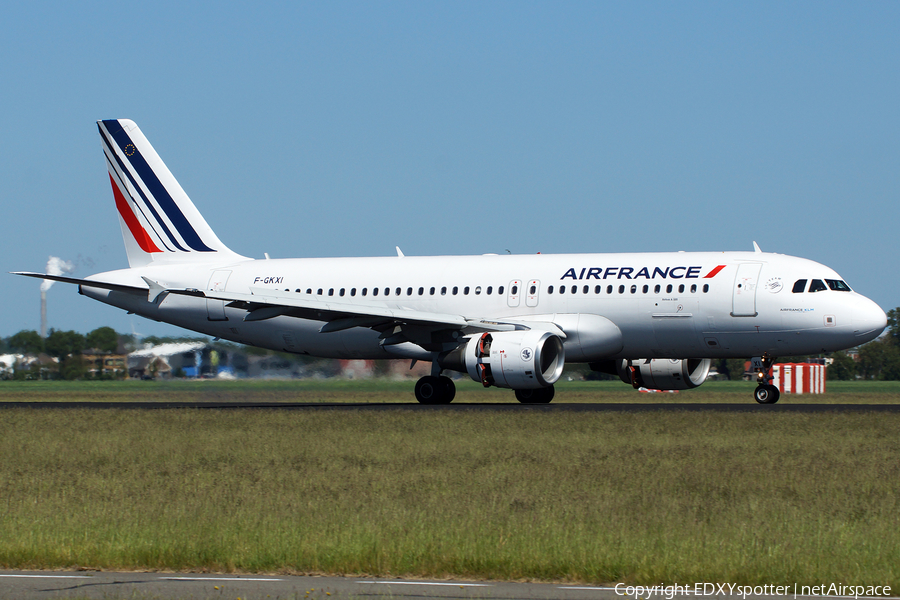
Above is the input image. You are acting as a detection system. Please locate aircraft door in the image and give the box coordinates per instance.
[507,280,522,307]
[731,263,762,317]
[207,270,232,321]
[525,279,540,307]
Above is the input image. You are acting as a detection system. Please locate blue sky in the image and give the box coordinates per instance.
[2,2,898,338]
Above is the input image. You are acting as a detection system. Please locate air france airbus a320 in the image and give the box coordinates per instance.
[15,119,887,404]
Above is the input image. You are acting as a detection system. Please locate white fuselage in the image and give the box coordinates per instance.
[80,250,887,362]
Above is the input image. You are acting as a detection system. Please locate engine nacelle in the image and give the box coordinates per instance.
[616,358,712,390]
[458,330,565,389]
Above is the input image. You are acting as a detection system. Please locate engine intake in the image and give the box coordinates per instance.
[444,330,565,389]
[616,358,712,390]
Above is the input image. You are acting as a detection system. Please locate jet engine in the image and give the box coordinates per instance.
[442,330,565,389]
[614,358,712,390]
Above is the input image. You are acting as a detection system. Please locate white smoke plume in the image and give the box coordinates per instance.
[41,256,75,292]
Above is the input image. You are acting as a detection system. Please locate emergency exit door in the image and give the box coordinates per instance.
[731,263,761,317]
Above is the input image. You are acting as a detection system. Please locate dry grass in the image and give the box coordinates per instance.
[0,407,898,587]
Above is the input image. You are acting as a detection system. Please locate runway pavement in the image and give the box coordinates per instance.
[0,571,659,600]
[7,571,897,600]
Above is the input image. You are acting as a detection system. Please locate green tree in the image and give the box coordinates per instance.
[44,329,85,358]
[886,307,900,345]
[7,330,43,354]
[86,326,119,353]
[857,338,900,380]
[827,351,858,381]
[724,358,749,380]
[58,355,88,380]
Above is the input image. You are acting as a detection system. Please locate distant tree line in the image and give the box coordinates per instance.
[3,307,899,381]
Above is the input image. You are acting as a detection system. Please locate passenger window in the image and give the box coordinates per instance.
[583,285,589,294]
[407,287,413,295]
[678,284,685,293]
[826,279,852,292]
[384,288,390,296]
[654,284,660,294]
[630,285,636,294]
[642,285,649,293]
[690,284,697,293]
[351,288,357,296]
[429,287,435,295]
[618,285,625,294]
[530,285,537,294]
[317,288,323,295]
[548,286,554,294]
[452,286,458,295]
[328,288,334,296]
[475,286,482,295]
[362,288,368,296]
[441,286,447,295]
[464,286,470,295]
[702,284,709,293]
[571,285,577,294]
[498,286,504,295]
[595,285,601,294]
[560,285,565,295]
[372,287,378,296]
[792,279,808,293]
[510,285,516,295]
[418,287,424,295]
[396,287,401,296]
[607,285,613,294]
[306,288,312,294]
[487,286,493,295]
[666,284,673,293]
[809,279,827,293]
[340,288,345,296]
[295,289,301,293]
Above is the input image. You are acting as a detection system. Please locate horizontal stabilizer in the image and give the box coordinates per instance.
[11,272,145,295]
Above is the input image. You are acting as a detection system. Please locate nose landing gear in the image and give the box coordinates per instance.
[752,353,780,404]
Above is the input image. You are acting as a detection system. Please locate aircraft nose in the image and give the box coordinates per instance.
[852,297,887,343]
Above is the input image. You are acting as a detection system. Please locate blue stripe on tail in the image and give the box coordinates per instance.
[100,120,214,252]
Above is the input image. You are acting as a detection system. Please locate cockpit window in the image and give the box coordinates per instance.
[808,279,827,293]
[792,279,807,293]
[826,279,852,292]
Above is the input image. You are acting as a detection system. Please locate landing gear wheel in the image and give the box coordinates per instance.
[438,376,456,403]
[754,384,780,404]
[514,386,555,404]
[415,376,456,404]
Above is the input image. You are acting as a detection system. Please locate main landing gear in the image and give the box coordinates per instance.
[414,375,456,404]
[752,353,780,404]
[514,386,555,404]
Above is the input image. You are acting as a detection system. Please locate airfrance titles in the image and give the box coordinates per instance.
[560,265,725,281]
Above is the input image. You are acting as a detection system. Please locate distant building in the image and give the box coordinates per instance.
[82,350,127,378]
[128,342,206,379]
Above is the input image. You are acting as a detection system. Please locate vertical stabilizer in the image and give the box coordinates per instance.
[98,119,245,267]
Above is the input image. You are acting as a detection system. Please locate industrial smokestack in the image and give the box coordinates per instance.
[40,256,74,339]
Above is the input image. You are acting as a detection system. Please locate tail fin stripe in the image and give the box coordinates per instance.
[99,127,189,252]
[109,174,163,253]
[105,155,175,252]
[101,121,214,252]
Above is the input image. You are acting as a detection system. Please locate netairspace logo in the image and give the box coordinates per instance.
[614,583,893,600]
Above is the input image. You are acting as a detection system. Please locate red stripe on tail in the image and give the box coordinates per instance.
[109,174,162,253]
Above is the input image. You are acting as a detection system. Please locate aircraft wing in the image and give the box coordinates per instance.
[200,286,528,337]
[13,272,560,346]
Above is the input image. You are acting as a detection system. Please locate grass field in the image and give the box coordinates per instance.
[0,382,898,588]
[2,378,900,404]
